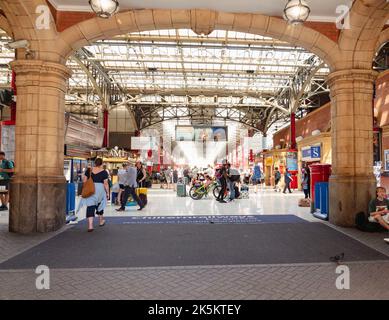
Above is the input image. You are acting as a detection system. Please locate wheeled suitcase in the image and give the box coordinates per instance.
[177,183,186,197]
[136,187,148,205]
[136,188,148,195]
[240,184,249,199]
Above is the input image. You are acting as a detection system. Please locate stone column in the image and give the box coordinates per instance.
[9,60,71,234]
[328,69,377,227]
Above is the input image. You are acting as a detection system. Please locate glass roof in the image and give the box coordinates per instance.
[67,29,329,98]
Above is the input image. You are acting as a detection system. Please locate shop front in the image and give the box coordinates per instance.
[297,132,331,190]
[262,148,288,187]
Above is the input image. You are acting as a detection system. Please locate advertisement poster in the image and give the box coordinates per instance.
[286,151,298,171]
[176,126,194,141]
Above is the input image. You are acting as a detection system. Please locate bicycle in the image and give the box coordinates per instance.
[189,181,218,200]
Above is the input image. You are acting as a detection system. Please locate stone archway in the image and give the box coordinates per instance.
[5,2,389,233]
[57,9,340,69]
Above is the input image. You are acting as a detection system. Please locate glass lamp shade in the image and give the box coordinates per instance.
[89,0,119,19]
[283,0,310,24]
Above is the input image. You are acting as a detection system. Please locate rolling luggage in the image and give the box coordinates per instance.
[139,193,148,206]
[177,183,186,197]
[136,188,148,195]
[240,184,249,199]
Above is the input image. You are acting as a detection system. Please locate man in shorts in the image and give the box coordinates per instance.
[0,151,14,211]
[368,186,389,243]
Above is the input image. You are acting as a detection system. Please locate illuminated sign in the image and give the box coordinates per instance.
[302,145,321,161]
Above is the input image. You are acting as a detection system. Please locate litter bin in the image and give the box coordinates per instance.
[313,182,329,220]
[66,183,77,223]
[310,164,331,213]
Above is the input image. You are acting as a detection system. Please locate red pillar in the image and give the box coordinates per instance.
[11,70,16,123]
[290,112,296,150]
[103,109,109,148]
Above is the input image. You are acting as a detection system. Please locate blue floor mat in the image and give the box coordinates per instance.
[78,214,307,224]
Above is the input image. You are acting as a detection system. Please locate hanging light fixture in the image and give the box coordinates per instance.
[89,0,119,19]
[283,0,310,25]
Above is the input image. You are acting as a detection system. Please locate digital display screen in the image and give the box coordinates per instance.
[176,126,227,142]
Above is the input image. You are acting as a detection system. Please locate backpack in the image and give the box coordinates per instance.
[215,168,222,179]
[229,169,240,182]
[355,211,383,232]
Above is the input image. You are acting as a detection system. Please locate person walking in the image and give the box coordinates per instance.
[116,160,145,212]
[103,165,112,201]
[0,151,14,211]
[274,167,281,192]
[117,163,127,205]
[136,161,147,188]
[252,162,262,194]
[165,166,172,189]
[283,169,293,194]
[173,168,178,191]
[216,160,228,203]
[77,158,109,232]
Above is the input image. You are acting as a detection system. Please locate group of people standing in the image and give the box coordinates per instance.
[215,160,242,203]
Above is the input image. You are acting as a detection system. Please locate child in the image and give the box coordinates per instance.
[368,187,389,243]
[111,182,120,205]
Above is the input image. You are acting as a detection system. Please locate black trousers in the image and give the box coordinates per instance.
[120,186,143,209]
[283,182,292,193]
[86,204,103,218]
[217,178,227,201]
[303,188,310,199]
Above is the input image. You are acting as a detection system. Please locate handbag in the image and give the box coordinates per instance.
[81,169,95,198]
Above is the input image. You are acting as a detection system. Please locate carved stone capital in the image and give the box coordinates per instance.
[11,60,72,81]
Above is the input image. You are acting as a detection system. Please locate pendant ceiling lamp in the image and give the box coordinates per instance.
[89,0,119,19]
[283,0,311,25]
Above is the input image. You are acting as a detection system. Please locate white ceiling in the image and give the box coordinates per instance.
[48,0,349,22]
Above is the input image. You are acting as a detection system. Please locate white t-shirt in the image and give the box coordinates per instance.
[117,169,127,184]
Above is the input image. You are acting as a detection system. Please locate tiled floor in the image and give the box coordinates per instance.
[0,187,389,300]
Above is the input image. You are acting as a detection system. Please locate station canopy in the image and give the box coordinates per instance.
[65,29,330,134]
[0,27,330,135]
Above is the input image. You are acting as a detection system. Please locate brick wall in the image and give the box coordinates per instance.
[273,103,331,148]
[304,21,339,42]
[50,8,340,41]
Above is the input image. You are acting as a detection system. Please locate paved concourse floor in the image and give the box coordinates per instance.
[0,187,389,300]
[88,187,316,219]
